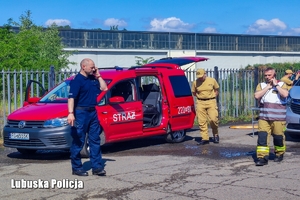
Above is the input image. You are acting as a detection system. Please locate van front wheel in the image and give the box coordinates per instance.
[80,131,106,158]
[165,129,186,143]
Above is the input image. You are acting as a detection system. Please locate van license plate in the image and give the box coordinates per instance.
[9,133,29,140]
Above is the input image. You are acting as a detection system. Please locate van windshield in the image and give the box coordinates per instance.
[39,79,111,103]
[39,81,71,103]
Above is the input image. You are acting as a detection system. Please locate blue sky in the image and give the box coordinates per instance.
[1,0,300,35]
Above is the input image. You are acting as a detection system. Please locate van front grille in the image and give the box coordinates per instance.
[46,136,68,145]
[4,136,45,147]
[6,120,45,128]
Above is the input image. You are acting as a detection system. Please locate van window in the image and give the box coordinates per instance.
[110,80,135,102]
[140,76,159,85]
[169,75,192,98]
[40,81,70,103]
[294,80,300,86]
[136,76,160,100]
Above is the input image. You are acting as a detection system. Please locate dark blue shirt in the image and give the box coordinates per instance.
[68,73,100,107]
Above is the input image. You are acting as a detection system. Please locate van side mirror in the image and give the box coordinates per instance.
[109,96,125,104]
[23,97,41,107]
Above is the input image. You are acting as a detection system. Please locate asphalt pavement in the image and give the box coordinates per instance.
[1,125,300,200]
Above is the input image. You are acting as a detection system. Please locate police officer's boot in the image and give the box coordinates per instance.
[255,157,268,166]
[274,154,283,162]
[213,135,219,143]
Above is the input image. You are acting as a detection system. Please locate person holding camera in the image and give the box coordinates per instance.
[292,70,300,85]
[280,69,294,90]
[254,67,288,166]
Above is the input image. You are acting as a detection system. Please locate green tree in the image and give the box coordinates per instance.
[110,25,118,31]
[0,10,74,71]
[135,56,155,66]
[57,25,71,29]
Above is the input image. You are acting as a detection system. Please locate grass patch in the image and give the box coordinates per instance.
[194,114,253,126]
[219,115,252,125]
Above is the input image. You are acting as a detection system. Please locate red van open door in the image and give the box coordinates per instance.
[23,80,47,107]
[142,57,208,142]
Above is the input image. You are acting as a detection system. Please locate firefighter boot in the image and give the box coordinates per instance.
[197,140,209,145]
[255,157,268,166]
[213,135,219,143]
[274,154,283,162]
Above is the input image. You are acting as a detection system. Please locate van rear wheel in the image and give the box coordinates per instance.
[17,148,37,155]
[165,129,186,143]
[80,131,106,158]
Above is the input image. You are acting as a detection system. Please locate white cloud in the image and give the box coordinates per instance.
[291,27,300,34]
[104,18,127,27]
[148,17,194,32]
[45,19,71,27]
[203,27,217,33]
[246,18,287,34]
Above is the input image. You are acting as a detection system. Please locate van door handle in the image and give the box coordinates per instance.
[102,111,108,114]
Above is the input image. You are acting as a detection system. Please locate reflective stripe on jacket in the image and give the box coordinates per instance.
[259,82,286,121]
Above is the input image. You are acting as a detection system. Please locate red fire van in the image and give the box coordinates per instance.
[3,57,208,155]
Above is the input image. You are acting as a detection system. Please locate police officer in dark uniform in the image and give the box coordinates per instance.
[67,58,108,176]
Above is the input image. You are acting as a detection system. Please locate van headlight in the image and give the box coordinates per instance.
[43,117,68,127]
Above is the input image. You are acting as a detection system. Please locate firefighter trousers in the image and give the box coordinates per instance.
[256,119,286,159]
[196,99,219,141]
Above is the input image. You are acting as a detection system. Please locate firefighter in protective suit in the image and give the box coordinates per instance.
[192,68,219,145]
[254,67,288,166]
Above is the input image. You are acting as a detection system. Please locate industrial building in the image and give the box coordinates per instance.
[59,29,300,70]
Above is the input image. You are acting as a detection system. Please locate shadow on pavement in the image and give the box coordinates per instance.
[101,136,169,154]
[7,149,71,161]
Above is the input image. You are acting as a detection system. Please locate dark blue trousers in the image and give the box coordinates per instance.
[70,109,103,171]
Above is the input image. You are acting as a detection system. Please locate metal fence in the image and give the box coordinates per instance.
[0,66,284,135]
[0,67,78,133]
[186,67,258,119]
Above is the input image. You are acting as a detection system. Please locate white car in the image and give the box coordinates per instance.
[286,80,300,138]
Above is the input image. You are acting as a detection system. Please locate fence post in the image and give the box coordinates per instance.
[214,66,220,118]
[2,69,6,132]
[49,65,55,90]
[254,67,259,107]
[214,66,219,82]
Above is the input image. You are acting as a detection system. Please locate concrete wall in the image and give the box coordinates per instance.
[65,48,300,71]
